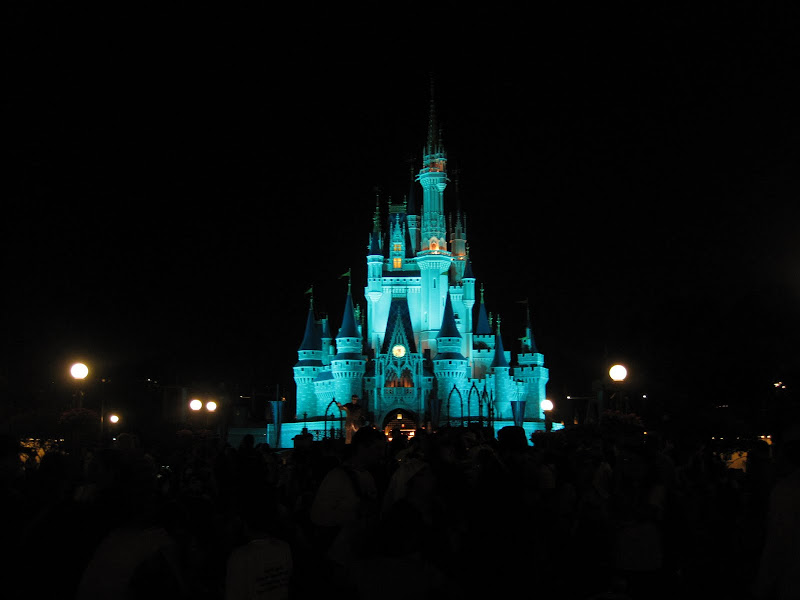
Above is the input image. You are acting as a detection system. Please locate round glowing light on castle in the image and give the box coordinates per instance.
[189,399,203,411]
[541,399,554,411]
[70,363,89,380]
[206,401,218,412]
[609,364,628,382]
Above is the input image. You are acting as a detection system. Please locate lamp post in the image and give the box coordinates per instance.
[189,398,218,429]
[608,364,628,413]
[609,364,628,383]
[541,399,554,432]
[108,414,120,441]
[71,362,89,408]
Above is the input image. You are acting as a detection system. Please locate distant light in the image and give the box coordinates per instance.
[70,363,89,380]
[609,364,627,382]
[206,401,217,412]
[189,399,203,411]
[109,414,120,424]
[541,399,554,411]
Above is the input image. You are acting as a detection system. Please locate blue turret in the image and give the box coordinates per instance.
[294,296,324,419]
[331,287,366,407]
[475,285,492,336]
[491,322,510,369]
[433,291,468,415]
[437,291,462,341]
[491,317,514,420]
[516,301,550,420]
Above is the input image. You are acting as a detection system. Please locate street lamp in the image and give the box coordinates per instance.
[607,364,629,413]
[70,362,89,408]
[609,364,628,382]
[189,398,219,429]
[71,363,89,380]
[541,399,554,432]
[107,413,121,441]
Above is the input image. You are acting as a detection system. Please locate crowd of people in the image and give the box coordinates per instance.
[1,415,798,599]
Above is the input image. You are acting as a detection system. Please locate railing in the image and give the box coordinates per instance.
[382,388,418,403]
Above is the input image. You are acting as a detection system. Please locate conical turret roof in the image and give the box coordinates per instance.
[437,291,461,339]
[299,300,321,351]
[491,324,509,368]
[475,287,492,335]
[337,291,359,339]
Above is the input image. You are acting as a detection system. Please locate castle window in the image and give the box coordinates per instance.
[385,368,414,388]
[393,258,402,268]
[393,243,402,252]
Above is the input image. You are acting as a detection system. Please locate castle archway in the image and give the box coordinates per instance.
[382,409,418,441]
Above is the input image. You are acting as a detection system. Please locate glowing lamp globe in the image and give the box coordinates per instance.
[609,364,628,382]
[189,399,203,411]
[541,399,554,411]
[206,401,218,412]
[109,414,120,424]
[70,363,89,380]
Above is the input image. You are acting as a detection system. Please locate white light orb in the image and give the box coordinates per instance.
[206,401,218,412]
[541,399,554,411]
[609,364,628,382]
[189,399,203,411]
[109,414,120,424]
[70,363,89,380]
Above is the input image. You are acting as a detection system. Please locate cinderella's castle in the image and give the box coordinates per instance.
[282,94,552,445]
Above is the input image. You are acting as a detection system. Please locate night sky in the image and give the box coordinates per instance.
[5,4,800,419]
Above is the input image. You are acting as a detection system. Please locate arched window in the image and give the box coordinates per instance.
[385,367,414,388]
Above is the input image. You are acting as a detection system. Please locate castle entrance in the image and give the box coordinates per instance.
[382,409,417,441]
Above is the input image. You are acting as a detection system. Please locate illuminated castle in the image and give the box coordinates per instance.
[289,95,550,443]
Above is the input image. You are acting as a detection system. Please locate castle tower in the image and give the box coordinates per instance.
[461,257,476,365]
[366,229,384,351]
[294,296,323,418]
[516,302,550,419]
[433,291,468,417]
[490,318,513,421]
[331,286,366,406]
[472,285,496,379]
[416,87,453,353]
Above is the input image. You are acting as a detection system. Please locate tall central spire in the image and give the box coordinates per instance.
[417,74,449,254]
[425,76,443,159]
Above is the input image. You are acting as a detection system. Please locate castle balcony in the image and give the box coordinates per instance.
[381,387,418,407]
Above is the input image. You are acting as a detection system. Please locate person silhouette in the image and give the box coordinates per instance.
[336,395,364,444]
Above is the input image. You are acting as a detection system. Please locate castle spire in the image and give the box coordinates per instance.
[437,291,461,339]
[475,284,492,335]
[337,288,359,339]
[372,192,381,232]
[426,75,440,157]
[524,302,539,353]
[491,317,510,368]
[299,297,321,351]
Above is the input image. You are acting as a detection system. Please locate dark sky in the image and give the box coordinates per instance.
[5,4,800,413]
